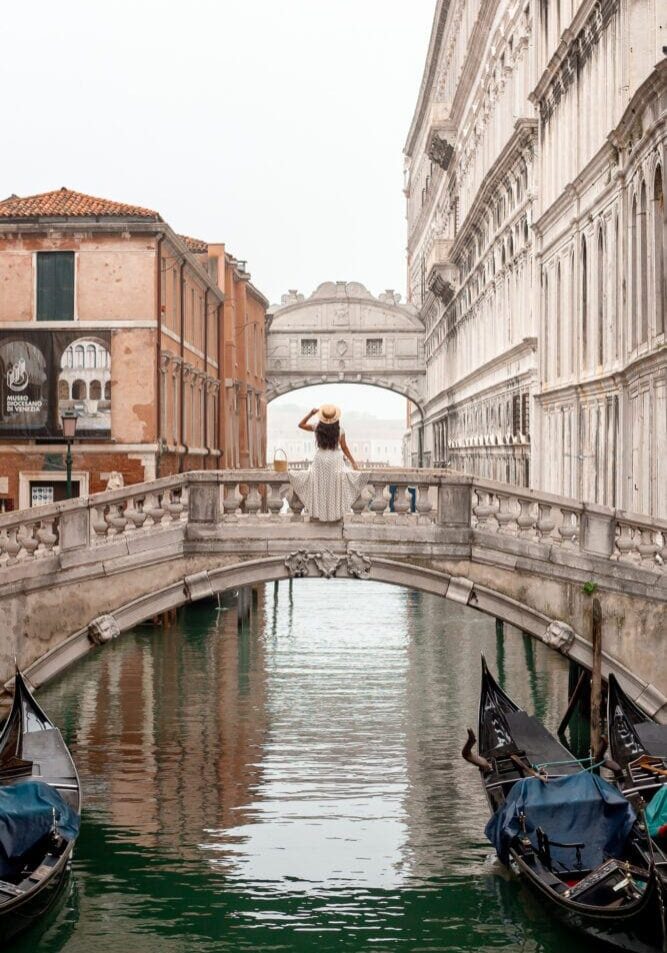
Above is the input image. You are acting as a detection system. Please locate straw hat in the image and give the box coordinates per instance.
[318,403,342,424]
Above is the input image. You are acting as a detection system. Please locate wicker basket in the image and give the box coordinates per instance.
[273,448,288,473]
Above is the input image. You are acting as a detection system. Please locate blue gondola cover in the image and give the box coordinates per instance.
[0,780,80,877]
[485,773,636,868]
[645,786,667,839]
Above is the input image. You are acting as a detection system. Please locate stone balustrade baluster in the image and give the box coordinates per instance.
[558,508,580,548]
[126,496,148,530]
[145,493,165,526]
[415,485,433,519]
[392,485,411,517]
[222,484,242,519]
[368,483,389,519]
[36,517,59,553]
[244,483,263,516]
[614,523,638,563]
[536,503,556,541]
[516,497,536,536]
[286,488,304,518]
[350,487,370,520]
[164,488,184,522]
[18,523,40,557]
[473,490,499,532]
[92,506,110,540]
[265,482,286,517]
[107,503,128,535]
[2,528,21,563]
[495,494,518,535]
[637,528,660,568]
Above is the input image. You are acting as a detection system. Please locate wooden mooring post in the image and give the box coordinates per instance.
[590,597,603,761]
[237,586,252,632]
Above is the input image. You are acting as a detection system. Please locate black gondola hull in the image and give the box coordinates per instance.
[476,658,666,953]
[511,851,665,953]
[0,848,72,945]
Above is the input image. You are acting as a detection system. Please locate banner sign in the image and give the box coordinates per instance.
[0,330,111,438]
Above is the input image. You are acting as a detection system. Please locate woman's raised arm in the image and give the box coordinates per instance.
[298,408,319,432]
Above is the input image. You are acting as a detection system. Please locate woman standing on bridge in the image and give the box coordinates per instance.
[289,404,368,521]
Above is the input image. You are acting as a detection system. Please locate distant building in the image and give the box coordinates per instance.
[267,403,405,466]
[405,1,666,517]
[0,188,268,509]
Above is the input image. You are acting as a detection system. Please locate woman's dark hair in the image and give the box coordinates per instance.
[315,421,340,450]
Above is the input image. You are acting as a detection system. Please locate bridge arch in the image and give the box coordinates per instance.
[23,554,659,720]
[266,282,426,412]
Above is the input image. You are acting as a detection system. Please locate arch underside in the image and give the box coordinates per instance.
[24,554,664,720]
[266,374,425,414]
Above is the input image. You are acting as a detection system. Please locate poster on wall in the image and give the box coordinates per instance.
[0,329,111,438]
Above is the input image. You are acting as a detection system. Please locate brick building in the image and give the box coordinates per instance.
[0,188,267,509]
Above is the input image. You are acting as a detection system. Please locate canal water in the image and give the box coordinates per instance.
[15,581,590,953]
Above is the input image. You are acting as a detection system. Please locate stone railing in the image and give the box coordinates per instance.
[0,469,665,577]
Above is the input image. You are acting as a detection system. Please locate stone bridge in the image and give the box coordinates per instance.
[266,282,426,409]
[0,470,665,719]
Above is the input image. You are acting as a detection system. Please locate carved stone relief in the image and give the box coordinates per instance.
[346,548,372,579]
[88,614,120,645]
[543,620,576,653]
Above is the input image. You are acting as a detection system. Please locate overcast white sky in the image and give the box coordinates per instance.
[2,0,435,420]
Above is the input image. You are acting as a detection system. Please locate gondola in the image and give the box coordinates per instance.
[0,670,81,944]
[607,673,667,797]
[607,674,667,873]
[465,657,666,953]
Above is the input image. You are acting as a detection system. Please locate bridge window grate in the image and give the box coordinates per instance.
[300,338,318,357]
[366,338,384,357]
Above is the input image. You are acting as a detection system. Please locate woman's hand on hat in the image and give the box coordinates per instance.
[310,407,319,417]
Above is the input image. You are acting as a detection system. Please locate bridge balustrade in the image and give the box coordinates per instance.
[0,470,665,575]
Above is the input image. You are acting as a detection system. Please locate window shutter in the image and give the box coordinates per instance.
[37,252,74,320]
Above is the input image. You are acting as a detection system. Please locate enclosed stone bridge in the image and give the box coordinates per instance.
[0,469,665,719]
[266,282,426,409]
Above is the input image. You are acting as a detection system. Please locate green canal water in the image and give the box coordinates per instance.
[14,581,591,953]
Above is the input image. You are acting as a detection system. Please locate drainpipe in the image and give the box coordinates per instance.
[418,405,425,468]
[217,302,224,466]
[203,287,209,467]
[179,259,187,472]
[155,235,163,478]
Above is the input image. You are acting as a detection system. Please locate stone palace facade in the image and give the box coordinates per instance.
[405,0,666,518]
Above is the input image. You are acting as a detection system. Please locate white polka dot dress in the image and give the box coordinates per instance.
[288,433,368,521]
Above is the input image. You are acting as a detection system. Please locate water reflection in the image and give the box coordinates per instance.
[15,581,586,953]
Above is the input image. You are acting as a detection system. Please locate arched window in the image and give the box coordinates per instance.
[90,380,102,400]
[104,381,111,401]
[74,345,85,368]
[85,345,96,368]
[597,228,605,365]
[653,165,664,335]
[57,380,69,401]
[556,262,561,377]
[72,379,86,400]
[581,236,588,364]
[640,181,648,343]
[65,347,73,369]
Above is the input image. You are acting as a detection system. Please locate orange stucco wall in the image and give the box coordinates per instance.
[0,221,267,511]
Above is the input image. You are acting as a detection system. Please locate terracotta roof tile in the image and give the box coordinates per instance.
[178,234,209,254]
[0,187,161,220]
